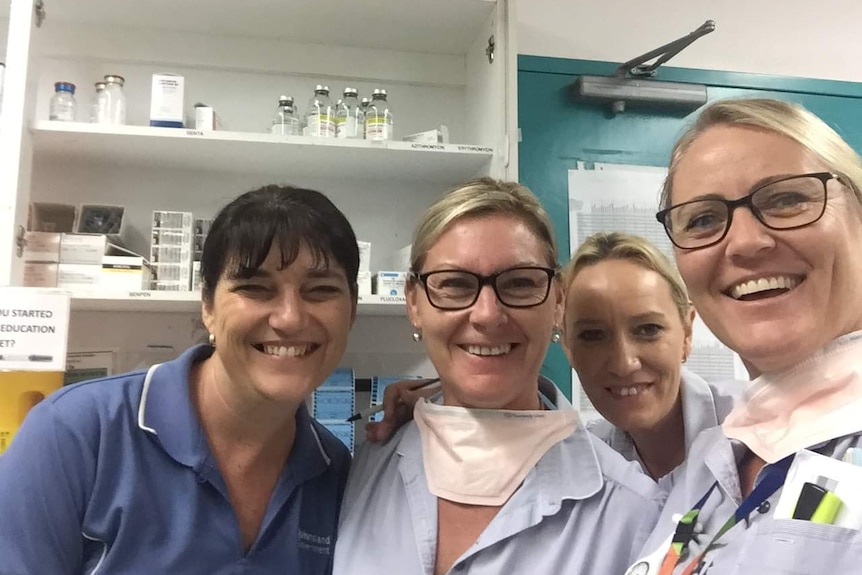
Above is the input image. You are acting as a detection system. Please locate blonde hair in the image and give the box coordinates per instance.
[563,232,691,324]
[661,98,862,209]
[410,177,558,271]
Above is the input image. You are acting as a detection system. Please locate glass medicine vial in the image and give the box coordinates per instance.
[103,74,127,125]
[49,82,77,122]
[364,88,394,141]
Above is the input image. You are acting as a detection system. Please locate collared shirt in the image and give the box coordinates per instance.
[588,368,744,486]
[633,427,862,574]
[0,344,350,575]
[333,377,662,575]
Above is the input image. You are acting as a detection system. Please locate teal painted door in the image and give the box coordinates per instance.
[519,56,862,398]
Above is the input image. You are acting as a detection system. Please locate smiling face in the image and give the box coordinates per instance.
[671,125,862,373]
[562,259,692,434]
[406,215,562,410]
[201,243,355,407]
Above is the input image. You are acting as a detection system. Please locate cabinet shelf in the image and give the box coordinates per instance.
[68,289,408,316]
[31,122,494,183]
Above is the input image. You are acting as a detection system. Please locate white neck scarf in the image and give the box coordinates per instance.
[413,395,577,506]
[723,331,862,463]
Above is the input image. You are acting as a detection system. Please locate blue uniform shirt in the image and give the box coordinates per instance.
[0,344,351,575]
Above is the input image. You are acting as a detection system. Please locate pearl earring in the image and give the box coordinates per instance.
[551,325,561,344]
[412,329,423,342]
[208,333,216,347]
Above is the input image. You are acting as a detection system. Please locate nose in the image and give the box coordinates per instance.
[469,284,507,328]
[270,289,307,332]
[723,206,775,259]
[608,336,641,376]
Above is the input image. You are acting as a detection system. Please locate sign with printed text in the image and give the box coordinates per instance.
[0,288,71,371]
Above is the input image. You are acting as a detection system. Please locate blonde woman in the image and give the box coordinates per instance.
[561,231,743,481]
[335,178,660,575]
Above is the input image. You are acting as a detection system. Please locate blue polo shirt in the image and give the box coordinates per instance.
[0,344,351,574]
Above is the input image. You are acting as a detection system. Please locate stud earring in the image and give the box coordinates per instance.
[551,325,561,344]
[208,333,216,347]
[412,329,423,342]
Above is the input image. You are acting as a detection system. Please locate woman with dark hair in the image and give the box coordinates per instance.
[0,185,358,574]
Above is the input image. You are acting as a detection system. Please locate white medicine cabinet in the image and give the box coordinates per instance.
[0,0,518,377]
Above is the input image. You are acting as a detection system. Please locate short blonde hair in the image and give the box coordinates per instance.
[410,177,558,271]
[661,98,862,209]
[563,232,691,324]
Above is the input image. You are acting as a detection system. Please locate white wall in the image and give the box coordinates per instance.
[517,0,862,82]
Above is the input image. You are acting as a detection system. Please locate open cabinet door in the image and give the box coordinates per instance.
[464,0,516,180]
[0,0,41,285]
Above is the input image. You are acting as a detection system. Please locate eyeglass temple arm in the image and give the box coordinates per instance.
[613,20,716,78]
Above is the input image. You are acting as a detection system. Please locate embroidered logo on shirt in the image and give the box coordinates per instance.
[298,529,332,555]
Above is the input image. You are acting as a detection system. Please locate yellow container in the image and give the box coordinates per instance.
[0,370,64,453]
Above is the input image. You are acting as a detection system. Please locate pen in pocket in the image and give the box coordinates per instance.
[792,476,843,524]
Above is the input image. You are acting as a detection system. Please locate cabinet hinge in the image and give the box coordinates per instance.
[15,225,27,257]
[34,0,46,28]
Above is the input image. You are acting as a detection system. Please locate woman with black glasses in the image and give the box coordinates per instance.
[630,99,862,575]
[334,177,661,575]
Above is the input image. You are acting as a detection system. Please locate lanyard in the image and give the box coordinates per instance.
[656,454,795,575]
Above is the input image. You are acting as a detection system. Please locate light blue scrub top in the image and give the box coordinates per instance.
[588,367,744,485]
[333,377,663,575]
[634,427,862,574]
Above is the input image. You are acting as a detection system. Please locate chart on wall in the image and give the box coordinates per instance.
[567,163,747,415]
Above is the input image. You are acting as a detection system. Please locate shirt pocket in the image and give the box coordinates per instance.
[733,519,862,574]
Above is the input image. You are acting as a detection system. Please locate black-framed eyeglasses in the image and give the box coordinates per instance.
[656,172,839,250]
[412,266,557,311]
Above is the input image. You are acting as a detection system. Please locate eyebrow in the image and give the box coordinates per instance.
[571,311,667,326]
[684,173,801,203]
[306,268,346,281]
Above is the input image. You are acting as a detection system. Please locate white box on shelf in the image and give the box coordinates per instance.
[357,241,371,272]
[101,256,151,290]
[150,73,185,128]
[23,262,59,287]
[374,271,409,297]
[357,271,372,296]
[58,263,102,287]
[23,232,61,262]
[402,126,450,144]
[60,234,107,265]
[390,244,412,272]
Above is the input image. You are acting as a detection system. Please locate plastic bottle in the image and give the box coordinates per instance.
[102,74,127,125]
[89,81,107,123]
[364,88,394,141]
[335,88,363,139]
[271,95,301,136]
[304,85,335,138]
[49,82,77,122]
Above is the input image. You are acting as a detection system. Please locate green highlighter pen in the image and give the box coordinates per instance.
[792,476,843,524]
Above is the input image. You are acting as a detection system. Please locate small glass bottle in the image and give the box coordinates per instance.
[102,74,127,125]
[304,84,335,138]
[335,88,362,139]
[358,97,370,139]
[49,82,77,122]
[89,81,107,123]
[271,95,301,136]
[364,88,394,141]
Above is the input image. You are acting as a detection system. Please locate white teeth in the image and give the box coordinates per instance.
[730,276,800,299]
[464,344,512,356]
[610,385,648,397]
[263,344,311,357]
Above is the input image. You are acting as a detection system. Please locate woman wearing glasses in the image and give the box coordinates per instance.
[561,232,743,482]
[629,98,862,574]
[334,178,661,575]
